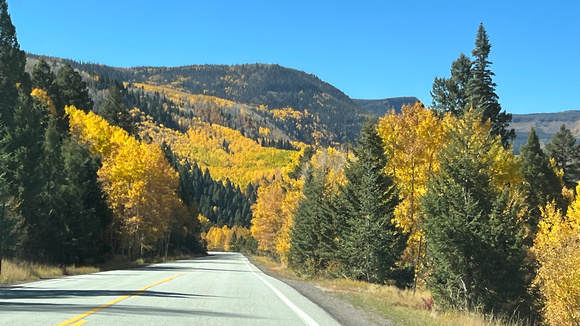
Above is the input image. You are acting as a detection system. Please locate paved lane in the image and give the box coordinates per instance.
[0,252,341,325]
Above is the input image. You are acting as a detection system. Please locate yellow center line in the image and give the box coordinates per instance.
[56,274,185,326]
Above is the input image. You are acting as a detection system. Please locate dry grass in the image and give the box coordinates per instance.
[0,259,99,285]
[251,255,525,326]
[0,254,204,286]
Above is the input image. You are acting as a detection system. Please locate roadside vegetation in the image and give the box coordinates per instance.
[0,254,202,286]
[253,255,527,326]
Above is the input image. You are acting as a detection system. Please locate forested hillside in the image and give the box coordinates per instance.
[25,54,366,147]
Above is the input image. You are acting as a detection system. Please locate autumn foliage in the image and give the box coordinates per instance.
[67,106,186,256]
[378,102,450,262]
[533,195,580,325]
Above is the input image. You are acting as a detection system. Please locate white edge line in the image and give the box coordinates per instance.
[243,257,319,326]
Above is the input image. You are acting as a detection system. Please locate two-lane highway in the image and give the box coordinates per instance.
[0,252,341,325]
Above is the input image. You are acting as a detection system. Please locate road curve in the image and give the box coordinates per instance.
[0,252,341,326]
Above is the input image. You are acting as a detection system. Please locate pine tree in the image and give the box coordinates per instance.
[546,124,580,189]
[98,85,136,135]
[421,109,527,314]
[54,63,93,113]
[31,59,71,135]
[431,53,471,117]
[519,128,565,236]
[467,23,514,146]
[0,120,18,272]
[288,169,336,275]
[431,24,514,146]
[338,119,404,283]
[31,58,56,91]
[0,0,25,128]
[6,85,46,233]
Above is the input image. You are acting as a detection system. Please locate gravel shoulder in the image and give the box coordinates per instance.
[249,257,393,326]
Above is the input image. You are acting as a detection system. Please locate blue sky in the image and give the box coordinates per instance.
[7,0,579,114]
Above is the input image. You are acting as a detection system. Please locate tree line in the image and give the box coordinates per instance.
[250,24,580,325]
[0,1,205,267]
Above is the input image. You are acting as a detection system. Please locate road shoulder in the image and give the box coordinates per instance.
[249,256,393,326]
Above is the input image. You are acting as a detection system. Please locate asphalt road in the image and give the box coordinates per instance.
[0,252,341,326]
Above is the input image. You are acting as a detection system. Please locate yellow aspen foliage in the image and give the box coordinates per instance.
[202,225,252,252]
[251,177,302,265]
[136,111,302,187]
[31,88,57,116]
[203,225,230,251]
[66,106,184,252]
[378,104,522,264]
[533,193,580,325]
[259,127,271,136]
[377,102,450,262]
[454,110,522,192]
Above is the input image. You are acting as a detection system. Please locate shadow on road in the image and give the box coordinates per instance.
[0,301,272,320]
[0,288,223,300]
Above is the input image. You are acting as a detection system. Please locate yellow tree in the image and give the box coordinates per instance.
[533,192,580,325]
[250,177,301,264]
[67,106,184,257]
[377,102,450,262]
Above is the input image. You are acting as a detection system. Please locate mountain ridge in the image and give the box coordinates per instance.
[25,54,580,152]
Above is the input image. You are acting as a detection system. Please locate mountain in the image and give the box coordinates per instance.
[510,110,580,153]
[26,54,366,147]
[354,97,420,117]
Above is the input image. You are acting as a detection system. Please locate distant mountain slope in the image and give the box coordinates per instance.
[510,110,580,153]
[354,97,420,117]
[26,54,365,146]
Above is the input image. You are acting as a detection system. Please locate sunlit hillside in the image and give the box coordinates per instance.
[137,112,302,187]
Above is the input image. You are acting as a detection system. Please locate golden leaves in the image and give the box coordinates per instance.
[31,88,56,116]
[533,195,580,325]
[67,106,183,249]
[251,177,302,265]
[377,102,449,262]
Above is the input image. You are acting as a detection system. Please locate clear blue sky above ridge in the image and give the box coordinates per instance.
[7,0,579,115]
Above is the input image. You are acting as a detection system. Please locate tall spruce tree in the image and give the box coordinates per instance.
[519,128,565,235]
[421,110,527,314]
[431,53,472,117]
[99,85,137,136]
[0,120,18,273]
[431,24,514,146]
[338,119,404,283]
[545,124,580,189]
[467,23,514,146]
[0,0,25,128]
[54,63,93,113]
[31,59,69,134]
[288,169,337,276]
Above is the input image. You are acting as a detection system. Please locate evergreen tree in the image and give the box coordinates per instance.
[6,86,46,234]
[546,124,580,189]
[467,23,514,146]
[98,85,137,135]
[431,53,471,117]
[31,58,56,92]
[421,110,528,314]
[338,120,404,283]
[31,59,69,134]
[0,0,25,128]
[519,128,565,235]
[431,24,514,146]
[0,121,19,272]
[288,169,337,275]
[54,63,93,113]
